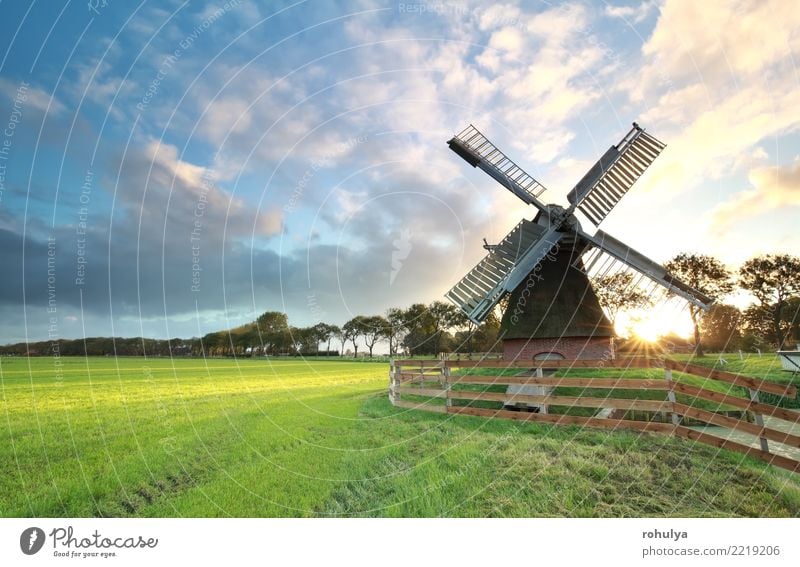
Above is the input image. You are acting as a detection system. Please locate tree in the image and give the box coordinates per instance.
[334,325,347,355]
[471,311,502,353]
[384,308,406,356]
[312,323,335,354]
[256,311,290,354]
[396,302,463,356]
[291,327,320,354]
[360,315,387,357]
[201,331,224,356]
[342,317,362,358]
[448,308,475,352]
[742,296,800,349]
[236,326,259,355]
[739,254,800,348]
[742,304,773,345]
[740,330,771,353]
[665,254,734,354]
[452,314,499,354]
[785,297,800,348]
[256,311,289,334]
[315,323,338,354]
[400,303,434,356]
[700,304,742,352]
[593,272,653,327]
[428,301,460,355]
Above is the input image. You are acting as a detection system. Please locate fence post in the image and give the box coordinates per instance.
[535,367,548,415]
[444,364,452,409]
[665,368,680,426]
[748,388,770,453]
[389,360,398,405]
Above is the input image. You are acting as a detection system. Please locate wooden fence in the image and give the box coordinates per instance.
[388,357,800,473]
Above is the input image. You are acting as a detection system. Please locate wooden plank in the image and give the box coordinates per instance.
[393,360,445,369]
[664,359,796,397]
[396,387,447,398]
[446,353,503,362]
[396,371,443,378]
[450,375,669,390]
[451,390,671,411]
[671,382,800,424]
[392,358,656,369]
[447,406,678,433]
[446,358,655,369]
[673,403,800,449]
[394,370,444,378]
[392,399,447,414]
[674,426,800,473]
[395,373,444,385]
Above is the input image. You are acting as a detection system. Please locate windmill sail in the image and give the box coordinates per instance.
[567,124,666,226]
[445,120,710,327]
[577,228,714,310]
[446,220,562,323]
[448,124,548,210]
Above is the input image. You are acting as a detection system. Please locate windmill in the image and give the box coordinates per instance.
[445,123,714,374]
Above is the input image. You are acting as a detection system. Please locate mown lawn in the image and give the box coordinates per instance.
[1,356,799,517]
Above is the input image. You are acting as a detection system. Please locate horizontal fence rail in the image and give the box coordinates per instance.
[663,359,797,397]
[391,357,656,369]
[388,357,800,473]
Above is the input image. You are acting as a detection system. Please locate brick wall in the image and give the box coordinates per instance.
[503,336,614,361]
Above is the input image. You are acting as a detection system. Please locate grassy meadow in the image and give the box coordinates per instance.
[1,355,799,517]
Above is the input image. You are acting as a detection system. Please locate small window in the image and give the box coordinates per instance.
[533,352,565,361]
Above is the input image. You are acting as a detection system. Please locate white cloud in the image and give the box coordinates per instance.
[0,78,66,116]
[604,1,658,24]
[471,4,611,163]
[710,159,800,231]
[642,0,800,83]
[476,4,523,31]
[616,0,800,203]
[123,140,283,238]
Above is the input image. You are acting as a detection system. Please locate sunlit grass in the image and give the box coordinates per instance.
[1,356,798,517]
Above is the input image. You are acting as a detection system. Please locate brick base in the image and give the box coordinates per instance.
[503,336,614,361]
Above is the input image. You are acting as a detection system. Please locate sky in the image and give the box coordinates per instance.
[0,0,798,343]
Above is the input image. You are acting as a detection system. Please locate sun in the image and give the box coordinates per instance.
[615,303,695,343]
[630,317,664,342]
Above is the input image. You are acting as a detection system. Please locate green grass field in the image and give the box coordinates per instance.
[2,356,800,517]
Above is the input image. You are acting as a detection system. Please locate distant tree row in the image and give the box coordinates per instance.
[338,303,502,358]
[199,302,502,358]
[0,301,502,358]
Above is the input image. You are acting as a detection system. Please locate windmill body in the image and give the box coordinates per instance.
[445,123,714,368]
[500,238,615,361]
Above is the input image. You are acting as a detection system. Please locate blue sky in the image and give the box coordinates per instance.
[0,0,798,342]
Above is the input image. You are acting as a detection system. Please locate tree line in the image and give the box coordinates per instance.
[2,253,797,358]
[0,302,501,358]
[597,253,800,354]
